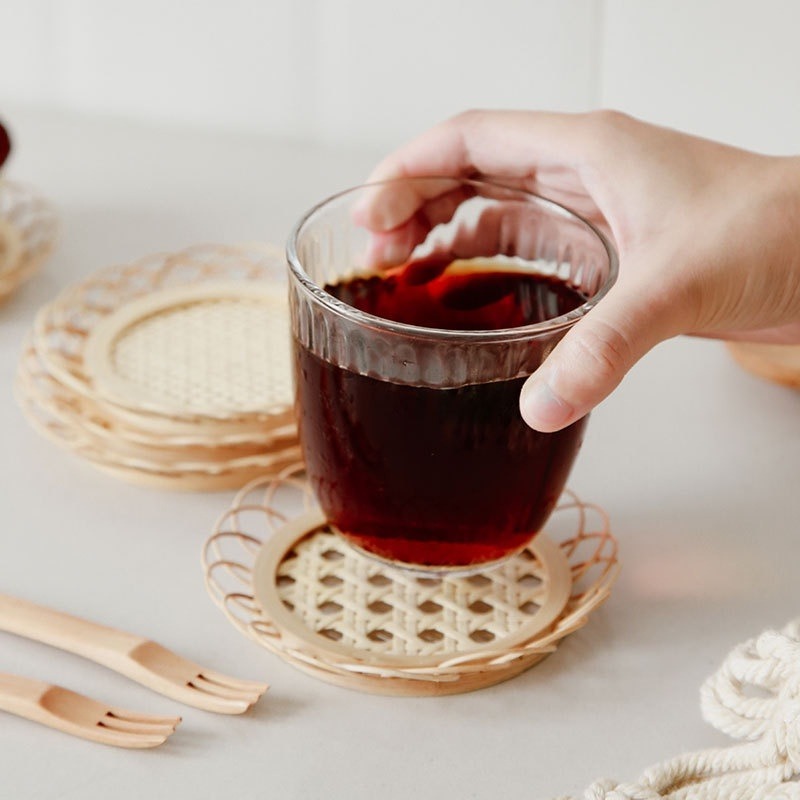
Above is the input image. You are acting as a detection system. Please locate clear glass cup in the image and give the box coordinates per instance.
[287,177,617,573]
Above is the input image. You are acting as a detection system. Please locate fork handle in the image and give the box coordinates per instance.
[0,672,49,718]
[0,593,143,670]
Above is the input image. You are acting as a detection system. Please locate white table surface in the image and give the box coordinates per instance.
[0,106,798,800]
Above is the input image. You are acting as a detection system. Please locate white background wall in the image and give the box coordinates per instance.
[0,0,798,154]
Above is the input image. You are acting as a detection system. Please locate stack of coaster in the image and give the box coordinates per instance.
[0,181,58,303]
[16,242,300,490]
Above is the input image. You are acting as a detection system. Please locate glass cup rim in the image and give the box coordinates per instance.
[286,176,619,343]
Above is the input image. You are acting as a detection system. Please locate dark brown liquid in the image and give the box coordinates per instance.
[294,260,588,568]
[0,120,10,169]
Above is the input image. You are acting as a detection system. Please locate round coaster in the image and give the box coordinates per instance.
[17,391,302,491]
[0,181,58,300]
[83,282,291,418]
[203,465,619,696]
[90,450,303,492]
[727,341,800,389]
[32,242,285,422]
[15,340,302,491]
[17,340,295,453]
[17,243,301,491]
[254,510,571,670]
[0,217,23,276]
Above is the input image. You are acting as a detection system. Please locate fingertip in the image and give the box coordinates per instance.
[352,184,420,232]
[350,200,370,227]
[519,377,576,432]
[355,156,415,231]
[364,231,414,269]
[366,157,400,185]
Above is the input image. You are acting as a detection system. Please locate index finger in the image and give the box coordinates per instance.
[360,110,592,231]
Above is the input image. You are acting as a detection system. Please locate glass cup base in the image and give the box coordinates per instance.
[332,526,538,578]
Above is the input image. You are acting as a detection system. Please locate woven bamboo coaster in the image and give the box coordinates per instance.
[82,282,292,419]
[17,341,294,452]
[203,465,619,696]
[0,217,23,277]
[17,243,301,490]
[727,341,800,389]
[0,181,58,301]
[32,243,287,418]
[15,341,302,490]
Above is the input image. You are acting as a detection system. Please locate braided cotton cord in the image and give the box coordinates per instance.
[555,619,800,799]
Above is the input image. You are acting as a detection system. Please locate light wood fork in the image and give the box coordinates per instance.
[0,593,267,714]
[0,672,180,748]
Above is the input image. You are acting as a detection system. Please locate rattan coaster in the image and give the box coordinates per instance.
[203,465,619,696]
[0,181,58,301]
[82,282,292,419]
[32,243,287,419]
[15,341,302,489]
[17,341,295,453]
[17,243,300,490]
[727,341,800,389]
[0,217,23,276]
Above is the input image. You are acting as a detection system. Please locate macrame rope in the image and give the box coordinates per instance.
[554,618,800,799]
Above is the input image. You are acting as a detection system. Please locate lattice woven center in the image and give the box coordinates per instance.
[109,298,291,414]
[275,528,552,658]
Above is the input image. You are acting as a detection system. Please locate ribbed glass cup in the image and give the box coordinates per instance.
[287,177,617,573]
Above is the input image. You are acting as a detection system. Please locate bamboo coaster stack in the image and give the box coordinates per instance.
[15,243,300,490]
[0,181,58,303]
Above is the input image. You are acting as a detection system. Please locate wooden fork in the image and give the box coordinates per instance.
[0,672,180,748]
[0,593,267,714]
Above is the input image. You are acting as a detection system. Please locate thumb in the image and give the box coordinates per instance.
[519,281,686,432]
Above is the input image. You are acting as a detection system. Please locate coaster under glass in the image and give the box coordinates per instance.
[203,464,619,696]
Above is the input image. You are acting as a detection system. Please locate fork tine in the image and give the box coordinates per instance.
[196,672,268,697]
[107,709,182,727]
[189,676,263,702]
[198,669,269,694]
[92,724,172,749]
[103,712,181,736]
[182,683,254,714]
[194,695,252,714]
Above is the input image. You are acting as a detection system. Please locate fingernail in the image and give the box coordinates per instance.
[366,234,409,268]
[520,381,574,431]
[381,237,411,266]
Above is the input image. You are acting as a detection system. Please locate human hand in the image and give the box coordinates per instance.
[361,110,800,431]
